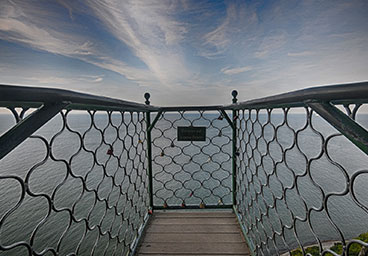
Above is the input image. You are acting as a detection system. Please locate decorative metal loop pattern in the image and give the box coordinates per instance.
[1,82,368,256]
[0,109,149,255]
[235,105,368,256]
[150,110,233,208]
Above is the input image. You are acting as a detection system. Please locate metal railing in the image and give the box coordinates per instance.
[0,82,368,256]
[229,82,368,256]
[0,85,157,256]
[148,105,234,209]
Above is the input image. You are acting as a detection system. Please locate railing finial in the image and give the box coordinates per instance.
[144,92,151,105]
[232,90,238,104]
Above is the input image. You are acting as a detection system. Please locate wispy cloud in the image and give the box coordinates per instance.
[0,0,367,105]
[287,51,314,57]
[221,66,253,75]
[255,31,288,58]
[85,0,191,87]
[0,0,192,89]
[199,1,258,59]
[27,75,75,85]
[78,75,104,83]
[0,16,93,57]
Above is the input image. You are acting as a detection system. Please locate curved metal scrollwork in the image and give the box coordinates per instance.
[235,105,368,256]
[0,109,149,255]
[150,110,233,208]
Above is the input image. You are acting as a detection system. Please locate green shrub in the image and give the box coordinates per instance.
[329,242,343,254]
[328,232,368,256]
[357,232,368,243]
[290,248,303,256]
[290,233,368,256]
[291,246,320,256]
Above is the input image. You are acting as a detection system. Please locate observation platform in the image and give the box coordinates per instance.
[137,211,250,255]
[1,82,368,255]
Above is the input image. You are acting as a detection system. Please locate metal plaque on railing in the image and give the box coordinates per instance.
[177,126,206,141]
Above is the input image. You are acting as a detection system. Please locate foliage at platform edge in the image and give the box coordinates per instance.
[290,232,368,256]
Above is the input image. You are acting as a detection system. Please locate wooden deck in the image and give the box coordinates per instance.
[136,211,250,255]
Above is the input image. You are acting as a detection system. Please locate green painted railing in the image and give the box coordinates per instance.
[0,82,368,256]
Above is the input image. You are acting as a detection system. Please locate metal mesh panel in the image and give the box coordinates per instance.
[0,108,149,256]
[235,106,368,256]
[151,110,232,208]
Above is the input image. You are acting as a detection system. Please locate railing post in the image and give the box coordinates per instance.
[232,90,238,207]
[144,93,154,211]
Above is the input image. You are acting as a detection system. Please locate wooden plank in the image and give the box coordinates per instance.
[152,217,236,225]
[138,254,248,256]
[137,211,251,255]
[138,242,250,254]
[146,224,241,233]
[153,211,234,218]
[143,233,244,243]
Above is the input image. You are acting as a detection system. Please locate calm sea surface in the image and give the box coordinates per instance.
[0,112,367,255]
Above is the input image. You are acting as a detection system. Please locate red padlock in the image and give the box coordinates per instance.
[107,146,113,155]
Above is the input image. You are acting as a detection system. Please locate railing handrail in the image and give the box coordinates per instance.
[159,105,225,112]
[0,84,159,112]
[227,81,368,109]
[3,81,368,113]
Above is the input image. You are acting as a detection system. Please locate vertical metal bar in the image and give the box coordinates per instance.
[231,90,238,206]
[144,93,154,210]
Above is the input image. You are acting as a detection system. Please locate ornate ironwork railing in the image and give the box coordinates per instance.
[0,85,157,256]
[230,82,368,256]
[148,106,234,209]
[1,82,368,256]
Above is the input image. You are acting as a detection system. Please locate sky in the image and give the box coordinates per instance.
[0,0,367,106]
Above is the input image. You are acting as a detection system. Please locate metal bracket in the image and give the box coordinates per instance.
[220,109,235,131]
[0,102,69,160]
[148,110,163,133]
[308,102,368,155]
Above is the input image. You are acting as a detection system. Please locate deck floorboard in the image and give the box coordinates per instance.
[136,211,250,255]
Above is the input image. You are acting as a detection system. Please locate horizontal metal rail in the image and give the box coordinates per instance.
[159,105,226,112]
[227,81,368,109]
[2,81,368,112]
[0,84,158,112]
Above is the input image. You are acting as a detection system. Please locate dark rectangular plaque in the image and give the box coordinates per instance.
[177,126,206,141]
